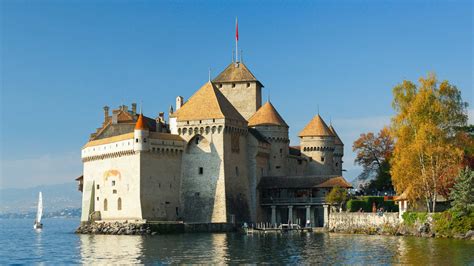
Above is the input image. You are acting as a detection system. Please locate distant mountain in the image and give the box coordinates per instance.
[0,182,82,214]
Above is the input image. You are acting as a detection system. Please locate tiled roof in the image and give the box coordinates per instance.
[83,132,134,148]
[316,176,352,188]
[329,125,343,145]
[213,62,261,85]
[289,146,301,156]
[248,128,270,144]
[149,132,184,141]
[299,115,333,137]
[248,101,288,127]
[135,113,148,130]
[258,175,352,189]
[175,81,246,122]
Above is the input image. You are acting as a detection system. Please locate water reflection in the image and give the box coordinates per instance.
[75,231,474,264]
[79,234,144,264]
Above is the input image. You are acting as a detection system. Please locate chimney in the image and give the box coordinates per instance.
[131,103,137,115]
[103,106,110,121]
[176,96,184,111]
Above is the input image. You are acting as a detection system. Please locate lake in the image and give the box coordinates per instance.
[0,218,473,264]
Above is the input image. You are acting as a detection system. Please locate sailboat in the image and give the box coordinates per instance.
[33,192,43,229]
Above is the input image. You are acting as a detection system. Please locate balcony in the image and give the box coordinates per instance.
[261,197,326,205]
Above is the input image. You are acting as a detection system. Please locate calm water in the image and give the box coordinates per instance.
[1,218,473,264]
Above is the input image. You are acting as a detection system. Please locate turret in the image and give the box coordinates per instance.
[248,101,289,176]
[299,115,336,175]
[329,125,344,175]
[134,113,149,152]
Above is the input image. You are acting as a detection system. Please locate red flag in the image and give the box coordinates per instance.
[236,18,239,41]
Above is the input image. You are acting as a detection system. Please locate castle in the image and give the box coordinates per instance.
[78,56,351,227]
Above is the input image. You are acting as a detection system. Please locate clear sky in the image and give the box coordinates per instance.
[1,0,472,188]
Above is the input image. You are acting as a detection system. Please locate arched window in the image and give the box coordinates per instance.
[104,199,108,211]
[118,198,122,211]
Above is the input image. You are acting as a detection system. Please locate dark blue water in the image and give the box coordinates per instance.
[1,218,473,264]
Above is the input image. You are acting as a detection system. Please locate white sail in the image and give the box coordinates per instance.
[36,192,43,224]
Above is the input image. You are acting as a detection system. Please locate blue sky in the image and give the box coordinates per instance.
[1,0,472,188]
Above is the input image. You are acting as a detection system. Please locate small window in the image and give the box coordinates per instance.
[118,198,122,210]
[165,201,170,204]
[199,167,203,175]
[247,83,250,87]
[113,189,117,194]
[195,138,199,144]
[235,166,239,176]
[104,199,108,211]
[199,120,202,124]
[144,138,147,143]
[136,138,139,143]
[176,207,179,216]
[232,83,236,88]
[321,157,325,162]
[195,192,200,197]
[280,148,283,154]
[97,197,99,201]
[336,162,339,166]
[276,166,281,169]
[112,180,116,186]
[96,184,100,189]
[213,119,215,122]
[187,121,189,125]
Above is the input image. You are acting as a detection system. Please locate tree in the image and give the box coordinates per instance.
[390,73,468,213]
[326,186,348,212]
[450,167,474,215]
[353,127,394,193]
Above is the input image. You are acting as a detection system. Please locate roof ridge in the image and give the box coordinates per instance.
[299,114,333,137]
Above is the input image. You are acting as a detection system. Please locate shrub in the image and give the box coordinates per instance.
[346,196,399,212]
[402,212,428,225]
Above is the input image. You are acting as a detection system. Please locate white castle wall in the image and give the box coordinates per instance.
[82,152,142,222]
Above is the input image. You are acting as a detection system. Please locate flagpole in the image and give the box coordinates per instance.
[235,17,238,63]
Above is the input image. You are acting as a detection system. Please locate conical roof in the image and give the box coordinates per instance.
[299,115,333,137]
[213,62,263,86]
[248,101,288,127]
[175,81,246,122]
[329,125,344,145]
[135,113,148,130]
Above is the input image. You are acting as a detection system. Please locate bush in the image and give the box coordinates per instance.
[433,209,474,237]
[346,196,399,212]
[402,212,428,225]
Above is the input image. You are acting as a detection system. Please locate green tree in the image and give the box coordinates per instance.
[450,167,474,214]
[391,73,468,212]
[326,186,348,211]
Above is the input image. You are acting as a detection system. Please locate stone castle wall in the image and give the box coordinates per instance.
[218,82,262,120]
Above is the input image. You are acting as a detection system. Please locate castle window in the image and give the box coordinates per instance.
[144,138,147,143]
[280,148,283,153]
[235,166,239,176]
[213,119,215,122]
[113,189,117,194]
[336,162,339,166]
[159,183,161,188]
[96,184,100,189]
[104,199,108,211]
[187,121,189,125]
[276,166,281,169]
[136,138,139,143]
[195,137,200,144]
[176,207,179,216]
[261,168,264,176]
[118,198,122,210]
[199,120,202,124]
[247,83,250,87]
[199,167,204,175]
[321,157,325,162]
[165,201,170,204]
[112,180,116,186]
[195,192,200,197]
[232,83,236,88]
[97,197,99,201]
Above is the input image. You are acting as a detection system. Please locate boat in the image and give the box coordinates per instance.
[33,192,43,229]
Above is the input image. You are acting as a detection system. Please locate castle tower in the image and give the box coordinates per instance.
[134,113,149,152]
[329,125,344,175]
[173,81,251,224]
[299,115,336,175]
[248,101,289,176]
[212,62,263,120]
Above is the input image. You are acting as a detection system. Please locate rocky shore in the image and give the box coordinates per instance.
[329,220,474,240]
[75,221,157,235]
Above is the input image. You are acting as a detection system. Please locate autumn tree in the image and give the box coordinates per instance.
[353,127,394,192]
[326,186,348,212]
[390,73,468,213]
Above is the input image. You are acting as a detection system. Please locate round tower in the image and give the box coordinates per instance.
[248,101,289,177]
[329,125,344,175]
[134,113,149,152]
[299,115,336,175]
